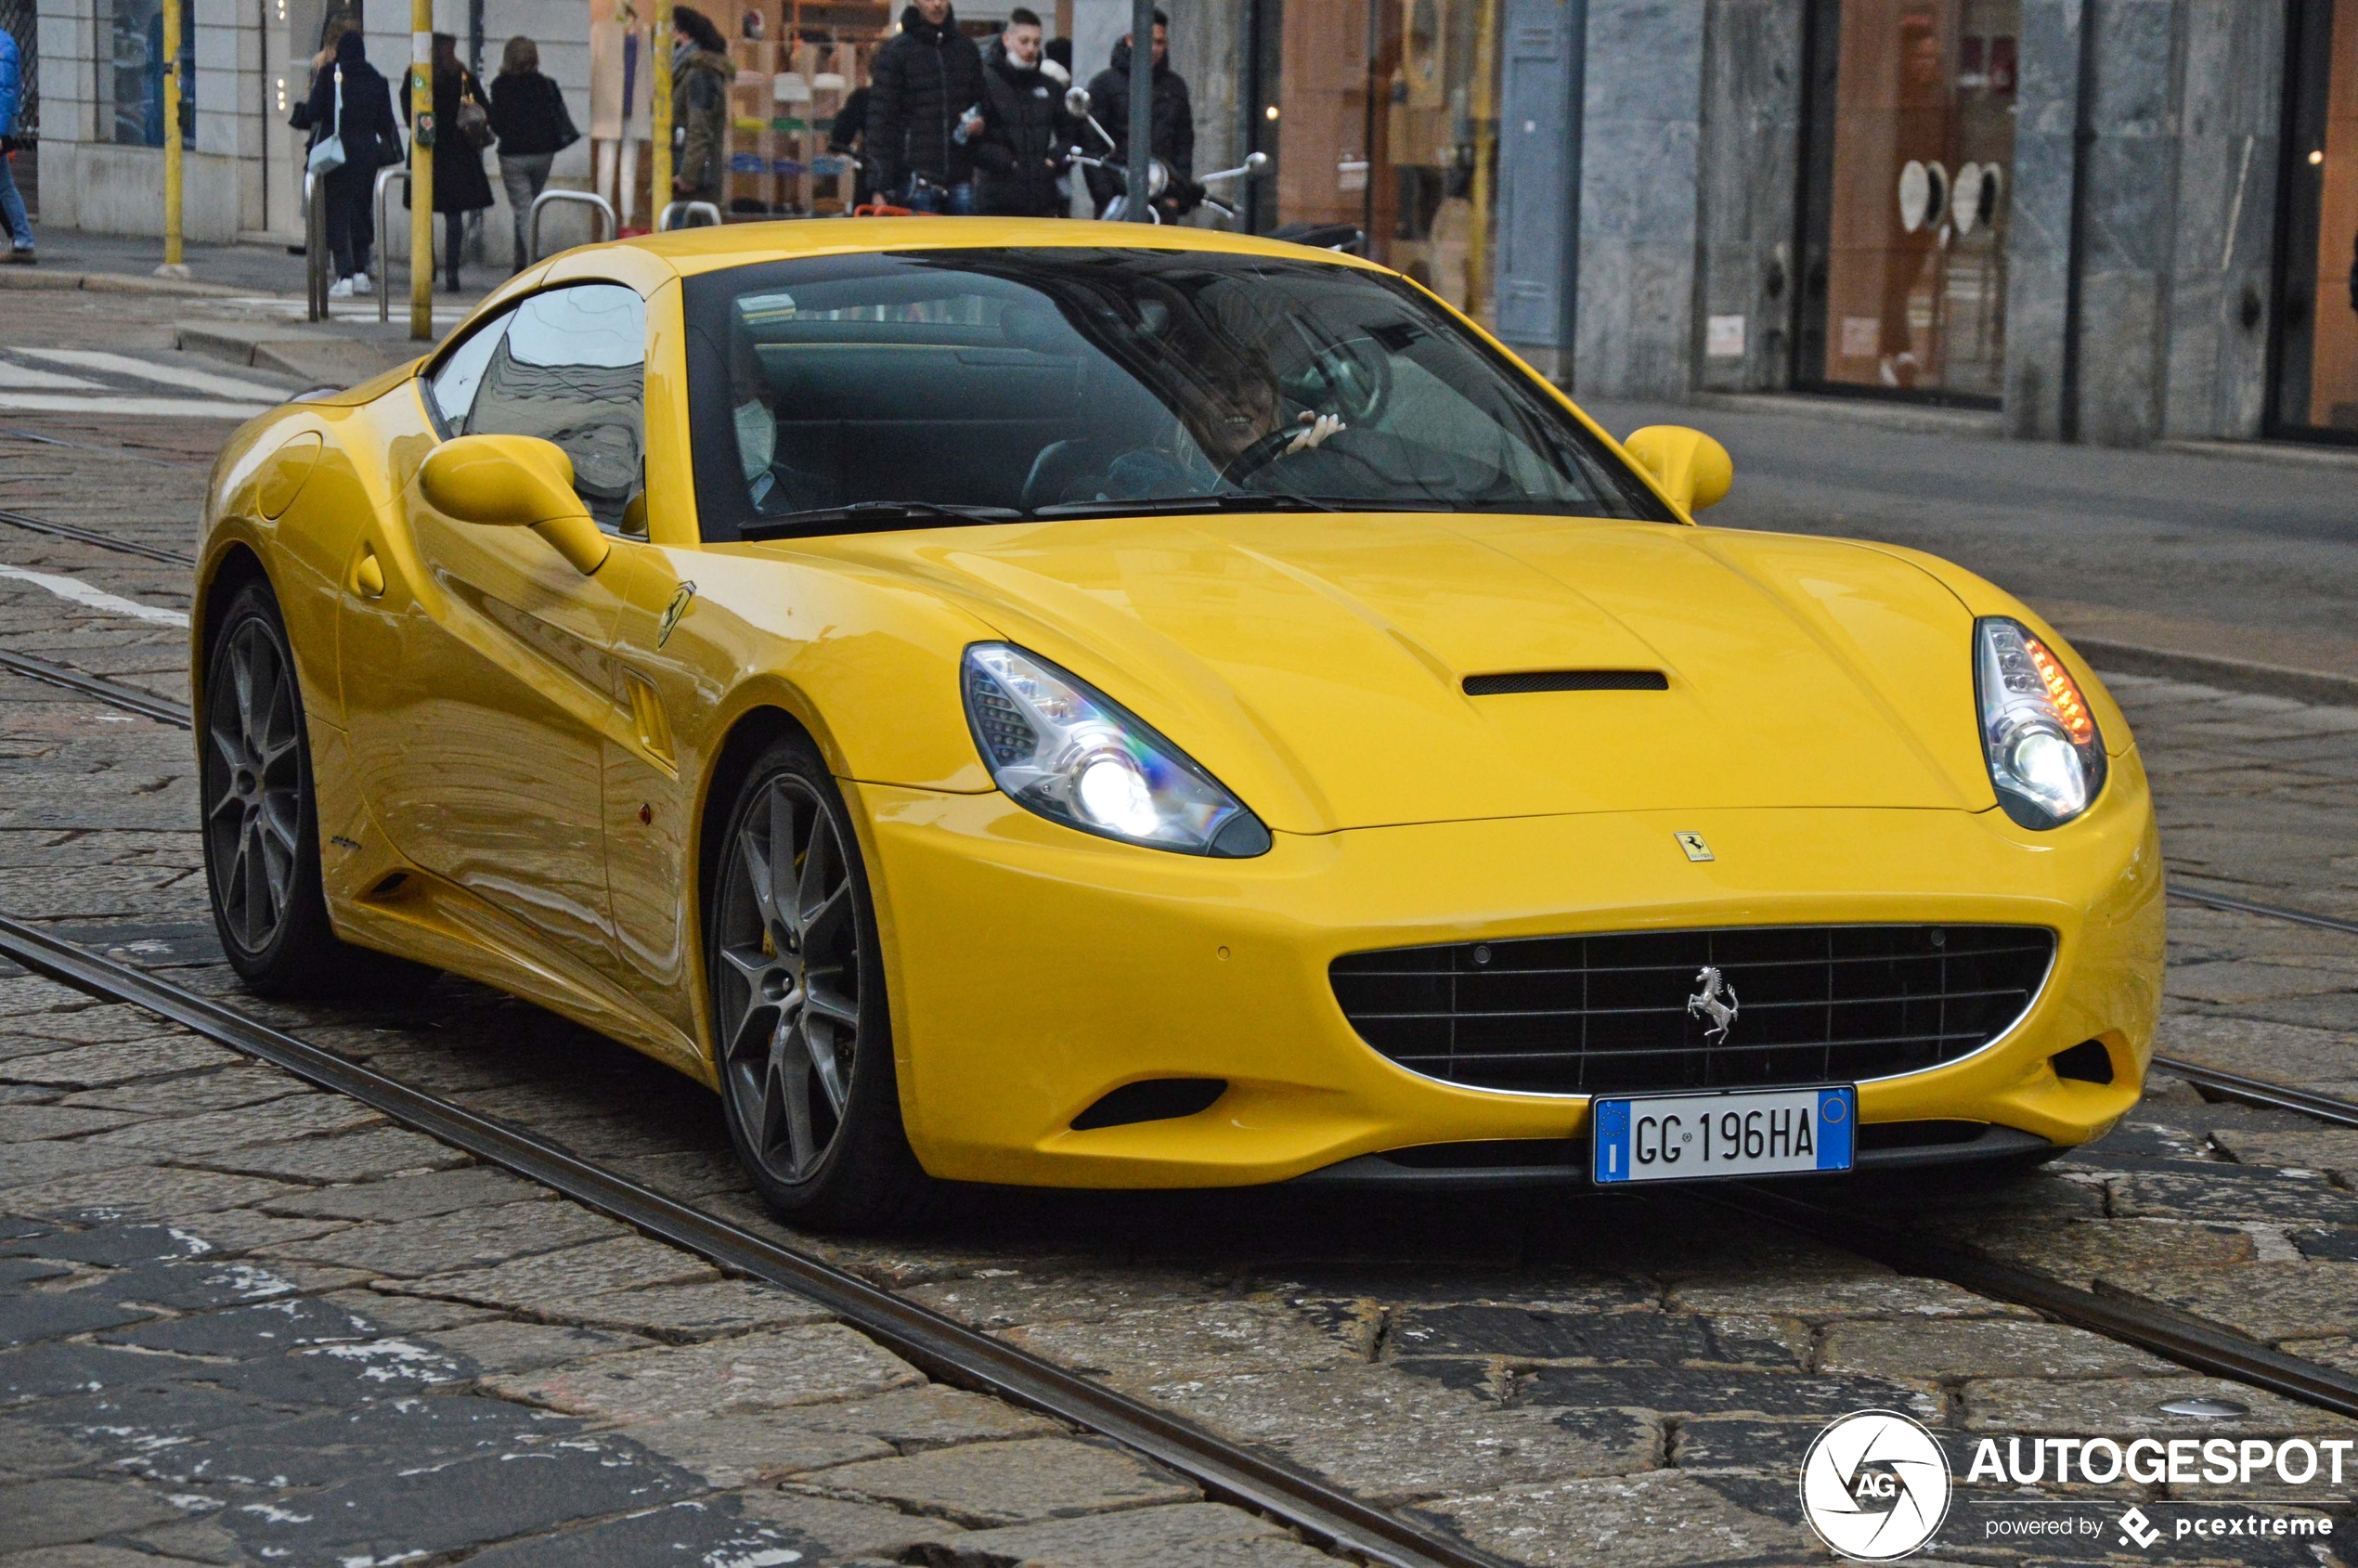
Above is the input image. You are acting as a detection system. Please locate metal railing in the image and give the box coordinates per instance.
[527,188,617,263]
[656,200,722,232]
[373,166,410,325]
[305,175,330,321]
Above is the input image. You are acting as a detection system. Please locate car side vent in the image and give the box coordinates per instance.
[1069,1078,1227,1131]
[1462,669,1669,695]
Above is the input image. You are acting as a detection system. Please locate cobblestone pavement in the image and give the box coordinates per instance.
[3,308,2357,1565]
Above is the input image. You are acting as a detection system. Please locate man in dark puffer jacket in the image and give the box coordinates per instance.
[973,8,1069,217]
[1082,9,1193,222]
[868,0,985,213]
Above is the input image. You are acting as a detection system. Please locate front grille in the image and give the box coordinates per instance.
[1330,924,2055,1096]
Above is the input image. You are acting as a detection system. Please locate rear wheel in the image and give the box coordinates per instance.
[200,578,425,998]
[708,733,929,1230]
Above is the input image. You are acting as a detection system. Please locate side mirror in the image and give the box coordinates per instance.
[1622,425,1733,514]
[418,434,611,575]
[1064,85,1092,120]
[1244,149,1269,175]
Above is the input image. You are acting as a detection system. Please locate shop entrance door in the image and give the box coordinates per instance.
[2273,0,2358,441]
[1795,0,2017,403]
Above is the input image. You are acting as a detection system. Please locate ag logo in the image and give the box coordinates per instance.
[1800,1409,1951,1561]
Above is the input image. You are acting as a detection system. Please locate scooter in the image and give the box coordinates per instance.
[1062,86,1279,232]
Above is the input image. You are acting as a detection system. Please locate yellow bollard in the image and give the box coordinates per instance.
[158,0,186,275]
[1464,0,1496,322]
[651,0,673,227]
[409,0,435,339]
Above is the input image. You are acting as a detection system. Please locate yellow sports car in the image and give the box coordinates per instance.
[195,220,2163,1226]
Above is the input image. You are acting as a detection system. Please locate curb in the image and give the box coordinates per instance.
[2078,638,2358,709]
[1687,390,2008,439]
[2155,437,2358,473]
[0,267,255,299]
[174,321,424,385]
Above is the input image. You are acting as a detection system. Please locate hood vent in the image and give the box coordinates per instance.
[1463,669,1668,696]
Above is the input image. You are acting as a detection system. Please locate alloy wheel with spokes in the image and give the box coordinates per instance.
[203,614,304,958]
[714,771,867,1186]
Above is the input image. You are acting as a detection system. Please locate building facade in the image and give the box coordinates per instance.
[1237,0,2353,447]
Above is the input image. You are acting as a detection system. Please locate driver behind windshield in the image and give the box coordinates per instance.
[687,249,1666,539]
[1091,290,1349,503]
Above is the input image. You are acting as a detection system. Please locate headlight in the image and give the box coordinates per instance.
[962,643,1273,857]
[1975,617,2106,829]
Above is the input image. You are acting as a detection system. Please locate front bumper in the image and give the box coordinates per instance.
[854,748,2163,1188]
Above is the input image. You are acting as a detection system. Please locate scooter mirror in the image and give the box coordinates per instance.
[1244,150,1269,175]
[1064,86,1092,120]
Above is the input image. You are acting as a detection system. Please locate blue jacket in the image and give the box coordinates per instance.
[0,30,23,140]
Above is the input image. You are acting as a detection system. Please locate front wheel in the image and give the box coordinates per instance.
[200,577,427,998]
[707,734,929,1230]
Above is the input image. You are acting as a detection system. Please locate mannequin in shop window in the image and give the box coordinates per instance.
[1875,15,1945,389]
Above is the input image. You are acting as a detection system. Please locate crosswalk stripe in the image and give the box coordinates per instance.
[16,349,294,403]
[0,564,193,627]
[0,362,105,391]
[0,394,276,421]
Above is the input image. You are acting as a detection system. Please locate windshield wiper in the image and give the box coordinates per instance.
[1031,491,1347,519]
[740,500,1025,540]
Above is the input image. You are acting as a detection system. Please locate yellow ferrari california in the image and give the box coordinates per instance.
[194,220,2163,1226]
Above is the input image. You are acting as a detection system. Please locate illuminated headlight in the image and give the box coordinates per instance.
[962,643,1272,856]
[1975,617,2107,829]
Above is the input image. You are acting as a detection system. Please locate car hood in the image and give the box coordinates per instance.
[795,512,1996,835]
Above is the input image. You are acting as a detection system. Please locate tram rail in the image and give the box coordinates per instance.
[6,643,2358,1466]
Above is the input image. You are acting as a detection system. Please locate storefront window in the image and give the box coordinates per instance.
[1255,0,1499,324]
[2274,0,2358,438]
[1798,0,2015,400]
[104,0,194,149]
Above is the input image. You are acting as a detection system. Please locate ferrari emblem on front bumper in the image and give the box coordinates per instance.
[1676,831,1714,862]
[1688,965,1740,1043]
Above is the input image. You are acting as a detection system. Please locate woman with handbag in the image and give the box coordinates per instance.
[487,36,580,271]
[301,29,399,298]
[402,32,496,293]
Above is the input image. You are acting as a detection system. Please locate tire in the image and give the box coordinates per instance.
[706,732,930,1230]
[200,578,428,999]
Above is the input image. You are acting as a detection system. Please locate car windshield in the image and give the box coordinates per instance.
[681,248,1671,539]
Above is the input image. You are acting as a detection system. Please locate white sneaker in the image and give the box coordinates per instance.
[327,277,355,299]
[351,272,372,295]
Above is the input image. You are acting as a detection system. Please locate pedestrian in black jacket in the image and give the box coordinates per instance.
[827,84,874,207]
[974,8,1068,217]
[868,0,985,213]
[1083,10,1193,222]
[304,29,401,296]
[488,35,579,271]
[402,33,497,292]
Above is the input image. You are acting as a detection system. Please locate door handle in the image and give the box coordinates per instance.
[351,546,385,599]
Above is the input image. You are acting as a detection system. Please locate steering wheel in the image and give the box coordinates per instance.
[1285,336,1393,424]
[1219,425,1305,486]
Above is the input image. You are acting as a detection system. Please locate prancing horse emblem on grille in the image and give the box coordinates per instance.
[1687,965,1740,1043]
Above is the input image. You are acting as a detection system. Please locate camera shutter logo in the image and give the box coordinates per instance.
[1800,1409,1952,1561]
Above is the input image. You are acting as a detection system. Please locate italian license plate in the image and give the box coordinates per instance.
[1591,1086,1856,1185]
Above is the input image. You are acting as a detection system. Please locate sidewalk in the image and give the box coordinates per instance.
[0,229,308,295]
[1586,393,2358,706]
[6,228,497,384]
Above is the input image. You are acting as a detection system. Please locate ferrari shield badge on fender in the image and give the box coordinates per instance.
[1676,831,1714,862]
[658,581,698,649]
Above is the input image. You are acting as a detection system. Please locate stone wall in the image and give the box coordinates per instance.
[1573,0,1707,401]
[1693,0,1802,393]
[2160,0,2280,440]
